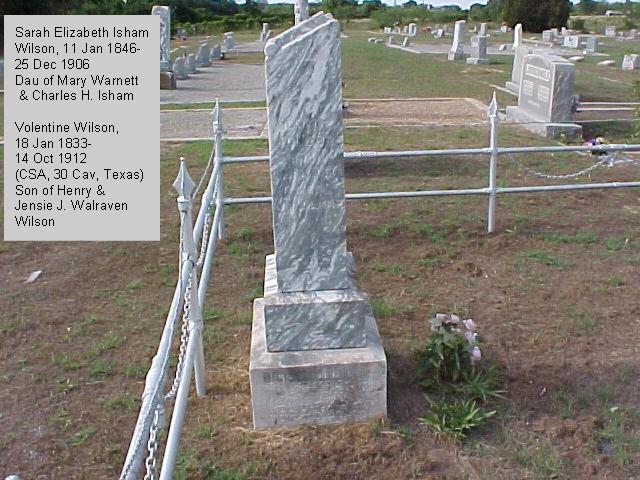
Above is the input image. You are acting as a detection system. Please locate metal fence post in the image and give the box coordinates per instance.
[213,100,225,240]
[487,92,499,234]
[174,158,207,397]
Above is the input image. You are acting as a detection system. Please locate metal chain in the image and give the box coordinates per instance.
[506,153,636,180]
[143,407,160,480]
[196,214,211,267]
[164,276,193,401]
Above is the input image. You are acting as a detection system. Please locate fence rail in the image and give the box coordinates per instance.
[121,92,640,479]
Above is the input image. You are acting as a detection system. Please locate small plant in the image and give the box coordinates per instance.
[415,314,480,385]
[457,369,505,403]
[419,397,495,440]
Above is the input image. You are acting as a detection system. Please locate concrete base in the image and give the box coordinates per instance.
[160,72,176,90]
[466,57,489,65]
[249,298,387,430]
[249,254,387,430]
[506,106,582,139]
[505,81,520,94]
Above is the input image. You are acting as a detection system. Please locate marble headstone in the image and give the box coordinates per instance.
[152,6,171,72]
[210,44,221,62]
[448,20,466,61]
[467,35,489,65]
[222,32,235,52]
[605,26,617,38]
[251,12,387,430]
[563,35,580,49]
[506,53,582,138]
[435,28,444,38]
[501,25,508,33]
[506,45,534,93]
[173,56,188,80]
[622,54,639,71]
[196,43,211,67]
[402,36,410,47]
[586,37,599,53]
[513,23,523,49]
[260,23,270,41]
[479,23,487,36]
[186,53,197,74]
[408,23,417,37]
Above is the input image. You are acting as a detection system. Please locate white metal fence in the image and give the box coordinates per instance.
[121,93,640,478]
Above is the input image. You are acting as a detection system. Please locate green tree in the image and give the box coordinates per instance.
[576,0,599,15]
[503,0,571,31]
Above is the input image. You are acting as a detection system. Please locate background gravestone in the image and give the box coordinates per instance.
[152,5,176,89]
[448,20,466,61]
[506,45,534,93]
[467,35,489,65]
[506,53,582,138]
[249,12,387,430]
[622,54,639,71]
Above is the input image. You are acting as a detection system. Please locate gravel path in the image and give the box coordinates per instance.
[160,61,265,104]
[161,108,267,139]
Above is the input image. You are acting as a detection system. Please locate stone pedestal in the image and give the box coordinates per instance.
[506,106,582,138]
[250,256,387,430]
[160,71,176,90]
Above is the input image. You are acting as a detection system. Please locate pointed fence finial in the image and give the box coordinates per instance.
[488,91,498,117]
[173,157,196,200]
[212,98,221,124]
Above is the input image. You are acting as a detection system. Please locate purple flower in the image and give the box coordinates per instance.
[465,331,477,343]
[470,346,482,364]
[444,314,460,326]
[463,319,476,331]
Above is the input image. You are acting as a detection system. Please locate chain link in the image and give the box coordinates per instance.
[165,276,193,401]
[143,407,160,480]
[506,153,637,180]
[196,214,211,267]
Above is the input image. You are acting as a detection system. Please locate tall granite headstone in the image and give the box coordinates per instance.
[513,23,523,49]
[173,56,188,80]
[249,12,387,430]
[294,0,310,24]
[448,20,466,61]
[506,53,582,138]
[210,44,221,62]
[152,6,176,89]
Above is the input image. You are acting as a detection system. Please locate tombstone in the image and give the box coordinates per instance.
[630,29,638,38]
[568,56,584,62]
[173,56,188,80]
[563,35,580,49]
[368,37,376,43]
[374,39,383,44]
[542,30,553,42]
[294,0,309,24]
[467,35,489,65]
[185,53,197,74]
[387,35,395,45]
[598,59,616,66]
[210,44,221,62]
[622,54,639,71]
[260,23,270,41]
[408,23,417,37]
[435,28,444,39]
[250,12,387,430]
[586,37,599,53]
[402,36,410,47]
[384,27,392,34]
[152,6,176,90]
[513,23,523,49]
[479,23,488,36]
[605,26,616,37]
[501,25,508,33]
[195,42,211,67]
[550,28,559,37]
[403,25,409,35]
[448,20,466,61]
[222,32,235,53]
[506,53,582,138]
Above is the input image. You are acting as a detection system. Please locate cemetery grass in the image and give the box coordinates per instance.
[2,124,640,479]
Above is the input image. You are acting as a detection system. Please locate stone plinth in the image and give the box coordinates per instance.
[249,257,387,430]
[160,71,176,90]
